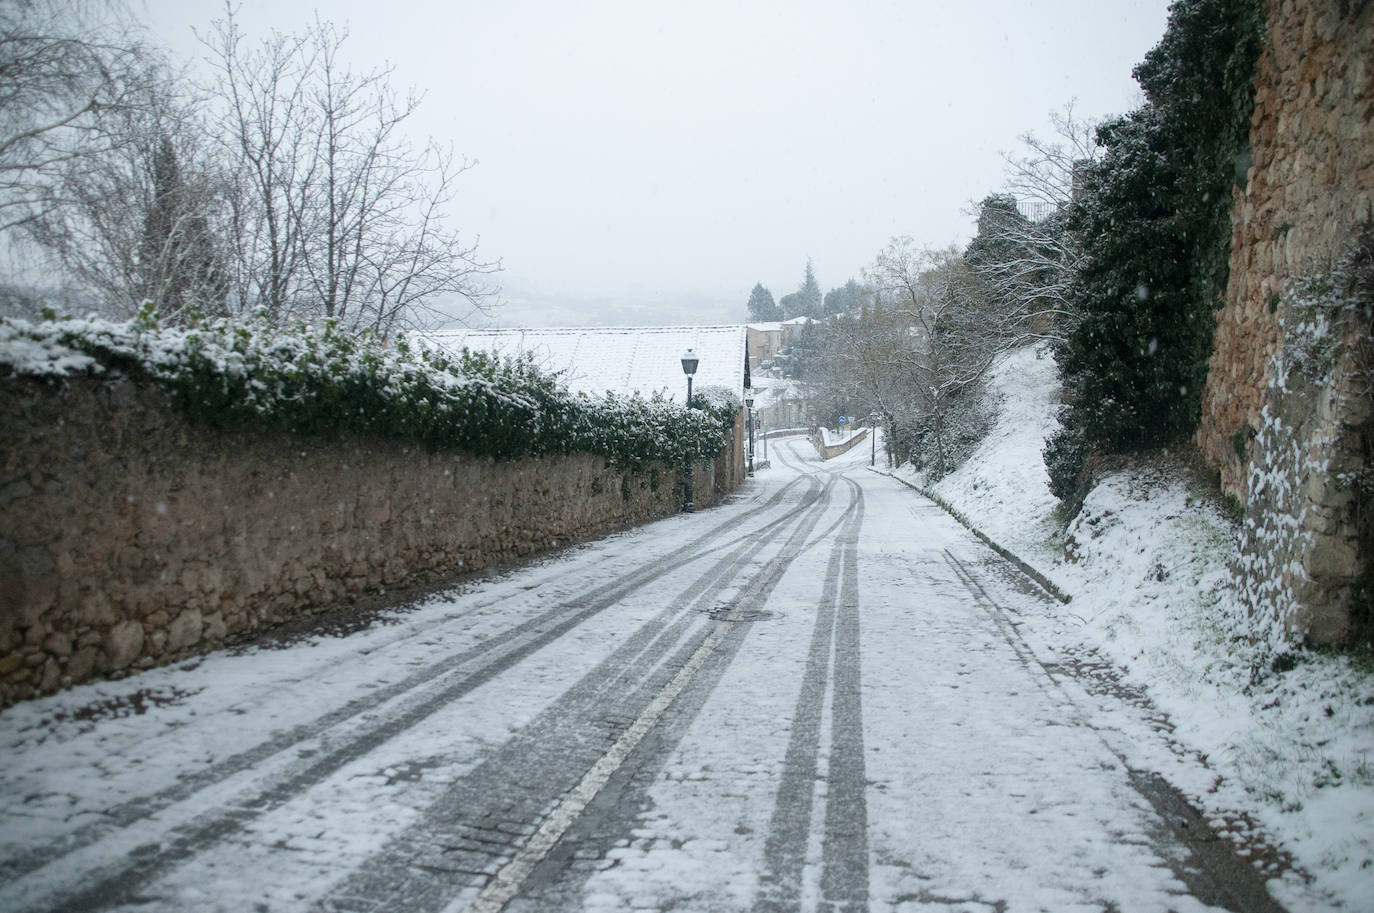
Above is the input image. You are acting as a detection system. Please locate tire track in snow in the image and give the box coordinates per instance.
[4,477,821,913]
[499,475,869,913]
[753,475,868,913]
[820,478,869,913]
[311,472,846,913]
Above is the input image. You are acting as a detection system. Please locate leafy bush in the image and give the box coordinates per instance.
[1043,421,1088,504]
[0,312,734,470]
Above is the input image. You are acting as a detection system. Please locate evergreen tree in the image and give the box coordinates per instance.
[746,282,781,321]
[964,195,1028,275]
[779,291,800,320]
[796,258,823,318]
[823,278,867,316]
[137,134,226,320]
[1054,0,1263,455]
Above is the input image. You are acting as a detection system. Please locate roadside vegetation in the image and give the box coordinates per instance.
[0,310,737,470]
[0,1,744,470]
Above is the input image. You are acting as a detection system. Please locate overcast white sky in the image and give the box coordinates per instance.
[138,0,1171,326]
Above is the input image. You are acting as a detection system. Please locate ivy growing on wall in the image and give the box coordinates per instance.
[0,310,737,471]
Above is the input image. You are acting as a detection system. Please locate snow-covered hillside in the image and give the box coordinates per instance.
[886,343,1374,909]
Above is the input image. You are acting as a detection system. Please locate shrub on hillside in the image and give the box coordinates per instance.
[887,383,996,481]
[1043,421,1088,504]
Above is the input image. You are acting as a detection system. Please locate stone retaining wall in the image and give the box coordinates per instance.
[1197,0,1373,644]
[1200,0,1374,492]
[0,375,739,706]
[812,429,870,461]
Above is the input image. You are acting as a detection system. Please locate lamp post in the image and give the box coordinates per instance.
[681,348,699,512]
[870,411,880,466]
[745,394,755,476]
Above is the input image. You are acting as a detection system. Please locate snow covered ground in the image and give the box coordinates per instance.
[0,434,1319,913]
[885,343,1374,910]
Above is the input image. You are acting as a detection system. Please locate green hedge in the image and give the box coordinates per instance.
[0,311,736,471]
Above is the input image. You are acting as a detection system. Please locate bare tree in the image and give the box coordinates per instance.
[303,18,402,328]
[964,102,1104,342]
[811,306,919,440]
[0,0,149,236]
[301,22,495,337]
[201,8,496,335]
[202,10,322,322]
[360,144,497,337]
[4,3,496,330]
[824,239,1013,475]
[1003,101,1099,211]
[22,62,230,320]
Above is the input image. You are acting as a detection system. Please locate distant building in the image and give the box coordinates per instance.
[749,377,807,431]
[745,322,783,373]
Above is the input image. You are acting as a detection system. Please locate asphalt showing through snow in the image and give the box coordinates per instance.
[0,437,1288,913]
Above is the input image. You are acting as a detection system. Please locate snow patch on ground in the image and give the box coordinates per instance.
[887,342,1374,909]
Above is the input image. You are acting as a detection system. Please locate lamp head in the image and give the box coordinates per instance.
[680,348,699,376]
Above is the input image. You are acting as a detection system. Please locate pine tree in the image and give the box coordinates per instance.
[797,258,822,318]
[746,282,780,321]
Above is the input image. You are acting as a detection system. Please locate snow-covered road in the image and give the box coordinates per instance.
[0,437,1287,913]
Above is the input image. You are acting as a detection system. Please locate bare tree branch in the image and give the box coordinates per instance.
[0,1,153,242]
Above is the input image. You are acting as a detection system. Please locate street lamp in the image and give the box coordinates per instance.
[681,348,699,512]
[745,393,755,476]
[870,411,880,466]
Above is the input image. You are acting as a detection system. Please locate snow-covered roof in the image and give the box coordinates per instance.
[747,322,783,332]
[747,377,804,409]
[421,325,748,403]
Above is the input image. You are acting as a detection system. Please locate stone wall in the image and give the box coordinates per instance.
[1198,0,1373,645]
[0,375,740,706]
[812,429,871,461]
[1200,0,1374,492]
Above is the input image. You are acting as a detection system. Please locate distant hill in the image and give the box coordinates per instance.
[447,274,739,330]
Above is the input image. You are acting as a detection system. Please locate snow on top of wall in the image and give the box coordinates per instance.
[420,325,747,403]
